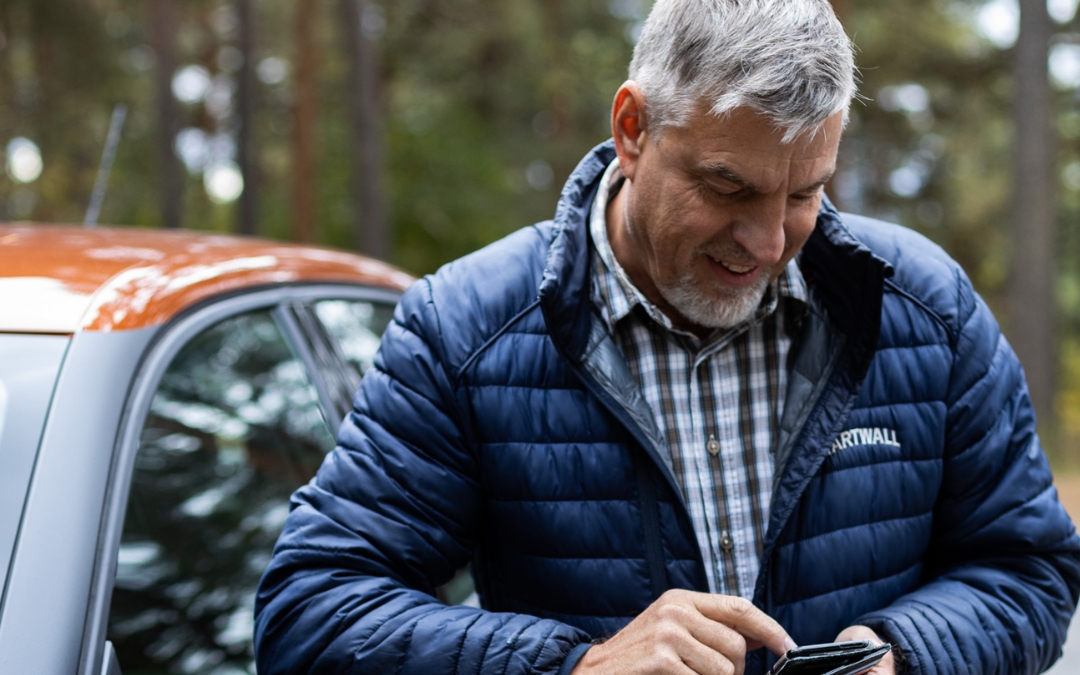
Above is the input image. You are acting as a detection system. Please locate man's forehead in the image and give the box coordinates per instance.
[659,113,838,187]
[669,104,844,150]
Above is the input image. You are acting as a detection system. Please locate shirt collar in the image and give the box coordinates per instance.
[589,159,808,345]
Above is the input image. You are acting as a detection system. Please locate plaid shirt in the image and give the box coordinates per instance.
[589,160,808,597]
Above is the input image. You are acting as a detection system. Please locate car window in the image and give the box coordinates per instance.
[311,299,395,380]
[107,309,334,675]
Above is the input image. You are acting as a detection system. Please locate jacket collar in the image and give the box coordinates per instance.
[538,140,893,368]
[539,141,616,362]
[801,195,893,385]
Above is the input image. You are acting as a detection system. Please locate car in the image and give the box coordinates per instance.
[0,223,441,675]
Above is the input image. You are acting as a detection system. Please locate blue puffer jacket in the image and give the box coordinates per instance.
[255,142,1080,675]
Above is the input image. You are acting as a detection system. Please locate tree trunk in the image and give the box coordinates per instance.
[237,0,258,236]
[291,0,320,243]
[340,0,389,258]
[150,0,182,229]
[1010,0,1056,428]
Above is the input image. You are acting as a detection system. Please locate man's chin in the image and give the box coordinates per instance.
[660,278,769,330]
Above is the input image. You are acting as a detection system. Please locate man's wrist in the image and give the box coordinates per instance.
[560,642,593,675]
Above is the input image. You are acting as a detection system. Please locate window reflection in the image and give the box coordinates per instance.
[109,310,334,675]
[312,299,394,379]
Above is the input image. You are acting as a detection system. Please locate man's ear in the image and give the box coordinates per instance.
[611,81,648,182]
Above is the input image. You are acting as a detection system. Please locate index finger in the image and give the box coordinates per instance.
[690,594,796,656]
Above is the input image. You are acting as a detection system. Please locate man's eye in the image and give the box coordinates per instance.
[706,183,740,197]
[790,190,819,203]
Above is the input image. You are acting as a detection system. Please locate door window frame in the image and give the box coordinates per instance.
[78,283,400,675]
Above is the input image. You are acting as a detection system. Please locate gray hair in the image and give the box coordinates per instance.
[629,0,857,142]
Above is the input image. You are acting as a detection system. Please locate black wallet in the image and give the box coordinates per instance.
[767,640,892,675]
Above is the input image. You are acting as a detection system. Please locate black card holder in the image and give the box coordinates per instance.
[768,640,892,675]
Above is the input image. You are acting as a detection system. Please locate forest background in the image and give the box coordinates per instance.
[3,0,1080,463]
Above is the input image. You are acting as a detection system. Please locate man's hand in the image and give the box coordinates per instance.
[834,626,895,675]
[571,589,796,675]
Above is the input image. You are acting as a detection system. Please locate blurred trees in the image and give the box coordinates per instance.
[0,0,635,265]
[236,0,259,235]
[340,0,389,258]
[150,0,182,229]
[1012,0,1055,427]
[290,0,320,243]
[2,0,1080,458]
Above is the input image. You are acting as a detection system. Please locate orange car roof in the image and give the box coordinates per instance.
[0,224,414,334]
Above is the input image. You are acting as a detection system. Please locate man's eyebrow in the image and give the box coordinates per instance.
[700,163,836,194]
[700,163,759,192]
[796,171,835,194]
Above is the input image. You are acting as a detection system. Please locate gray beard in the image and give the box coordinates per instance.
[657,269,771,330]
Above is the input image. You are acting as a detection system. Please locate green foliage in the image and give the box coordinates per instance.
[0,0,637,260]
[370,0,635,272]
[841,0,1014,297]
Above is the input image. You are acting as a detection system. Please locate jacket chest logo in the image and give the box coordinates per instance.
[829,427,901,454]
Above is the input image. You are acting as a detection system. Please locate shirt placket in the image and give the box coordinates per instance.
[736,329,774,571]
[697,348,744,597]
[671,340,713,594]
[725,341,760,596]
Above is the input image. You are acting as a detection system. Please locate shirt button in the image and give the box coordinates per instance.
[707,436,721,455]
[720,532,734,552]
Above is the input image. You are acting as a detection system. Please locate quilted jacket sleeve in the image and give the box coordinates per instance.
[253,278,591,675]
[856,272,1080,675]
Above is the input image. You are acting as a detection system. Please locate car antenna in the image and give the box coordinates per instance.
[84,103,127,227]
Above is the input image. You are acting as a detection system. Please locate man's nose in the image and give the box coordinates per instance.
[730,197,787,266]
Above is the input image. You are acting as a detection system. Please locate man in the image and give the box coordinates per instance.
[255,1,1080,673]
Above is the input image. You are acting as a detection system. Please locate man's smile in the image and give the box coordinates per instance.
[705,254,766,289]
[716,259,754,274]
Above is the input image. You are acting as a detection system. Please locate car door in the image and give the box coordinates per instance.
[81,285,398,675]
